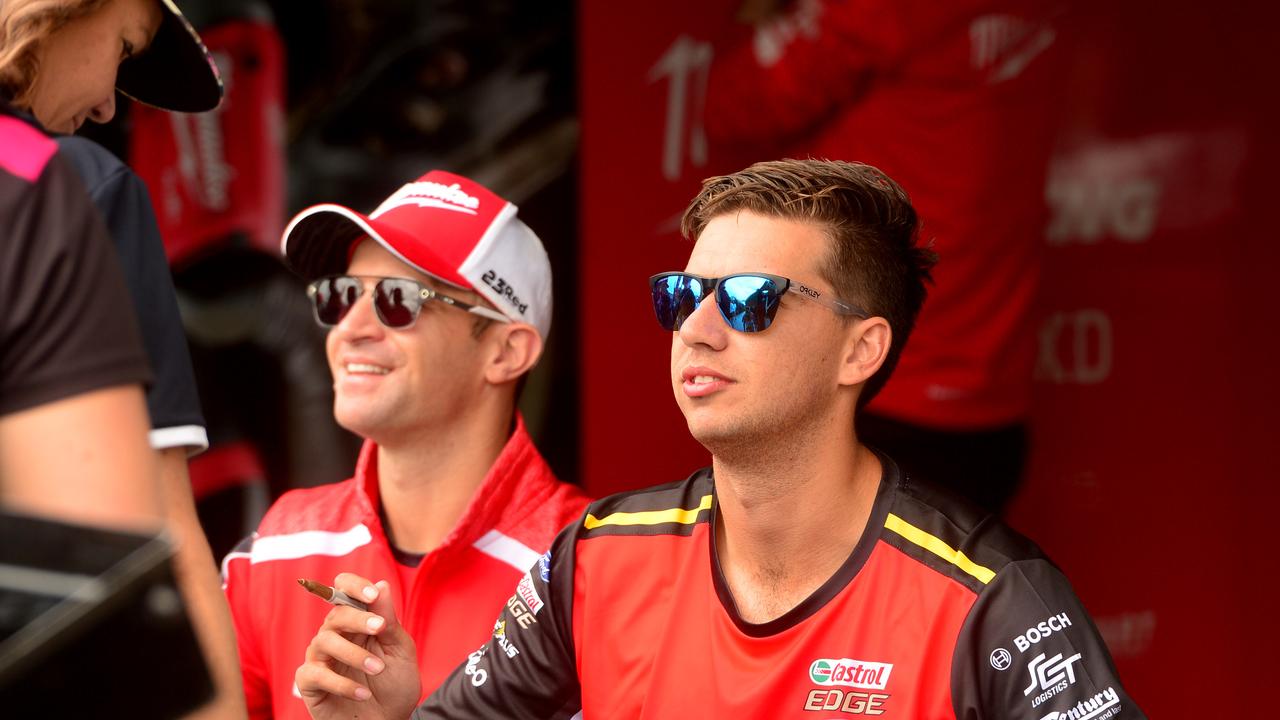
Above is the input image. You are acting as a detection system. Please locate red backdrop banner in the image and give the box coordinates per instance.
[579,0,1276,716]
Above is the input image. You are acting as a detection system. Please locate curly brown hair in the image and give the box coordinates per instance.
[0,0,110,108]
[680,158,937,405]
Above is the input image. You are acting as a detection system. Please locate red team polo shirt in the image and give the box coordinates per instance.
[222,417,589,719]
[421,457,1144,718]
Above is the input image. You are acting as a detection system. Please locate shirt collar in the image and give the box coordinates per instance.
[351,413,553,556]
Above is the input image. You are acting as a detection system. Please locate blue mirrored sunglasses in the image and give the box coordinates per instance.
[649,272,867,333]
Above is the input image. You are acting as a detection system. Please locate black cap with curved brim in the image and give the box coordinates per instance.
[115,0,223,113]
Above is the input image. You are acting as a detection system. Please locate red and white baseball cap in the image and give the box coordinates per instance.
[281,170,553,338]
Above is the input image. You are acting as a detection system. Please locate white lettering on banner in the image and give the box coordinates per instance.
[649,35,712,181]
[752,0,822,67]
[1039,686,1121,720]
[971,15,1019,68]
[1014,613,1074,652]
[1044,130,1247,246]
[1035,310,1112,385]
[515,572,544,615]
[1023,652,1083,700]
[969,14,1056,83]
[1047,177,1161,244]
[372,181,480,218]
[1096,610,1157,659]
[166,49,233,216]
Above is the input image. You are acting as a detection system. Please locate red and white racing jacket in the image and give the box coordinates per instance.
[222,417,589,719]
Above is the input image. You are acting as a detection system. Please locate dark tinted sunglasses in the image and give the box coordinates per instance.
[649,272,867,333]
[307,275,509,329]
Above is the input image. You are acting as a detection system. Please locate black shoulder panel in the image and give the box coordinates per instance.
[578,468,715,539]
[880,469,1047,594]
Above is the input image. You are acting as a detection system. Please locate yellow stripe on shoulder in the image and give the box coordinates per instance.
[584,494,713,530]
[884,512,996,585]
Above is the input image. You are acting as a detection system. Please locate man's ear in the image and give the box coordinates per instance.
[837,317,892,387]
[483,323,544,385]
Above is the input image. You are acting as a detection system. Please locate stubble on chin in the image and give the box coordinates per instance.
[687,409,774,463]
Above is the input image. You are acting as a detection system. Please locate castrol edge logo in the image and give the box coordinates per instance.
[808,658,893,690]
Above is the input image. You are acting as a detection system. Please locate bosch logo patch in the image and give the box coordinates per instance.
[1014,612,1073,652]
[990,648,1012,671]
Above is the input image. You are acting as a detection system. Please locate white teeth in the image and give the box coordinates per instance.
[346,363,389,375]
[692,375,717,384]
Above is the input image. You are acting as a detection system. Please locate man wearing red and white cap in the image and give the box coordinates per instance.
[221,170,589,720]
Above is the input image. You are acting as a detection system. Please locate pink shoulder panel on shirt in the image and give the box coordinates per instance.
[0,116,57,182]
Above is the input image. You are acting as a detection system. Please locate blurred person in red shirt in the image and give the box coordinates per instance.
[704,0,1065,512]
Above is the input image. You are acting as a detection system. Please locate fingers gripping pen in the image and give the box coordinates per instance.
[297,578,370,612]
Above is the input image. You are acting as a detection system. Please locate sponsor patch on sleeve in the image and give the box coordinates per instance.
[1037,686,1121,720]
[538,550,552,582]
[516,571,544,615]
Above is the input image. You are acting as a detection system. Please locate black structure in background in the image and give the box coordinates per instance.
[269,0,582,485]
[87,0,582,497]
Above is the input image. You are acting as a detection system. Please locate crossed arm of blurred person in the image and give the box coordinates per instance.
[159,447,249,720]
[0,387,244,719]
[0,386,161,530]
[0,393,245,720]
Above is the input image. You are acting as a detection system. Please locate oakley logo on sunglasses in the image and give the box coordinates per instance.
[307,275,509,330]
[792,283,822,300]
[648,272,867,334]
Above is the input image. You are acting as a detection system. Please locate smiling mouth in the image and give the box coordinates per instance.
[345,363,389,375]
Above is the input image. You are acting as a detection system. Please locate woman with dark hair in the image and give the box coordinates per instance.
[0,1,245,715]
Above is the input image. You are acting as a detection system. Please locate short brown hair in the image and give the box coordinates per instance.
[680,158,937,405]
[0,0,108,108]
